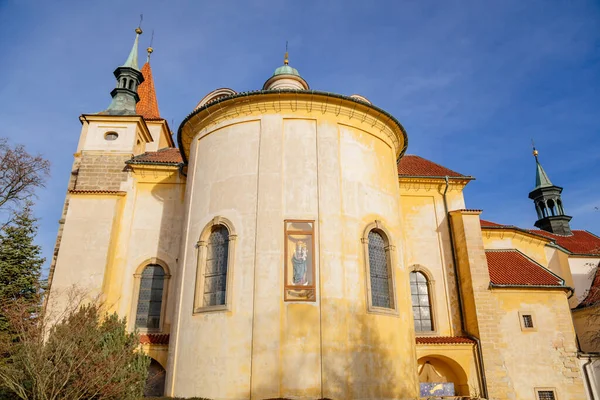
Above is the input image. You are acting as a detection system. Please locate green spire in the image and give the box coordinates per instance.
[122,27,142,71]
[533,147,553,188]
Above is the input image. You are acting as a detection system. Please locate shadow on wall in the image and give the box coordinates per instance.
[252,300,417,400]
[135,168,185,397]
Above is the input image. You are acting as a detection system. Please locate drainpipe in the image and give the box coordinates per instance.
[582,356,596,400]
[443,176,489,399]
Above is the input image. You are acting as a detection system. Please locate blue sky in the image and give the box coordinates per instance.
[0,1,599,271]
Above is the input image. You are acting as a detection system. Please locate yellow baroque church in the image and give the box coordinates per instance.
[45,27,600,400]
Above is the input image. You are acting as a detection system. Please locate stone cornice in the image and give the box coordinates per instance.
[178,90,408,164]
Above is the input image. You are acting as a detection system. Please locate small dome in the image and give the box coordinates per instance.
[273,64,301,77]
[263,51,309,91]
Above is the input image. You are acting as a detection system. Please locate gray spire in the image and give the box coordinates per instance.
[103,27,145,115]
[533,148,553,189]
[528,146,572,235]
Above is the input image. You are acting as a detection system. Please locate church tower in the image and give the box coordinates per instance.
[528,147,572,235]
[46,26,157,313]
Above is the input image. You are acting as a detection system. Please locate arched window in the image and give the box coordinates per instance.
[135,264,165,330]
[557,199,564,215]
[538,201,547,218]
[203,226,229,307]
[194,217,237,313]
[547,199,556,216]
[362,221,397,315]
[368,231,392,308]
[410,271,433,332]
[128,79,134,90]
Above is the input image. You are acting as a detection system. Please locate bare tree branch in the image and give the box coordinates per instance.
[0,138,50,220]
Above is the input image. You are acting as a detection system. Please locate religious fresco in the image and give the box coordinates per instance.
[284,221,316,301]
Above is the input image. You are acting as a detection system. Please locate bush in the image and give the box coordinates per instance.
[0,297,150,399]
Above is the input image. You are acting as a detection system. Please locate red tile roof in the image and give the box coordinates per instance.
[530,230,600,256]
[398,155,470,178]
[485,249,563,286]
[127,148,183,165]
[416,336,475,345]
[578,266,600,308]
[480,219,503,227]
[139,333,169,345]
[136,62,161,120]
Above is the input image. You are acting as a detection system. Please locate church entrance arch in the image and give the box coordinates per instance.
[143,358,166,397]
[417,355,469,397]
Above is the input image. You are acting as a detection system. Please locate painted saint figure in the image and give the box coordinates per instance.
[292,241,308,285]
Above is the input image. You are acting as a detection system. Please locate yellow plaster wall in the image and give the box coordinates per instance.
[399,183,467,336]
[451,211,585,399]
[168,120,260,399]
[103,167,186,332]
[481,230,549,266]
[47,195,124,315]
[400,192,455,337]
[491,289,585,400]
[167,104,419,399]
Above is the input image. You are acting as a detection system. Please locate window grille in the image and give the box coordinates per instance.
[537,390,556,400]
[410,271,433,331]
[523,314,534,328]
[368,230,392,308]
[135,264,165,329]
[203,226,229,307]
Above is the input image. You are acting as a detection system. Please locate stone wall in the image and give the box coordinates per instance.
[73,152,131,191]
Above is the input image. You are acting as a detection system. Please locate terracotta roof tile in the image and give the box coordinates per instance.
[530,230,600,256]
[578,266,600,308]
[139,333,169,345]
[398,155,469,178]
[480,219,503,227]
[416,336,475,345]
[127,147,182,165]
[485,249,563,286]
[136,62,161,120]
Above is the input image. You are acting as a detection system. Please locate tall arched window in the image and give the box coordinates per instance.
[368,230,393,308]
[203,226,229,307]
[410,271,433,332]
[135,264,165,330]
[195,217,237,313]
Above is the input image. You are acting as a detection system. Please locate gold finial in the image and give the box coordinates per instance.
[284,40,289,65]
[136,14,143,35]
[146,30,154,62]
[531,139,539,158]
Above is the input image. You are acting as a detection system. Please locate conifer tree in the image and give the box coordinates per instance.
[0,203,45,332]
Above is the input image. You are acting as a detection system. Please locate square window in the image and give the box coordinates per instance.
[536,389,556,400]
[519,311,537,331]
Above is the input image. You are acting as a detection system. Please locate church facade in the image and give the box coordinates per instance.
[45,27,600,400]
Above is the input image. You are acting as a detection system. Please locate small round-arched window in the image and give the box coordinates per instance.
[105,132,118,141]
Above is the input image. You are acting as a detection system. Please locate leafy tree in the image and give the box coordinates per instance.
[0,203,45,334]
[0,296,150,399]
